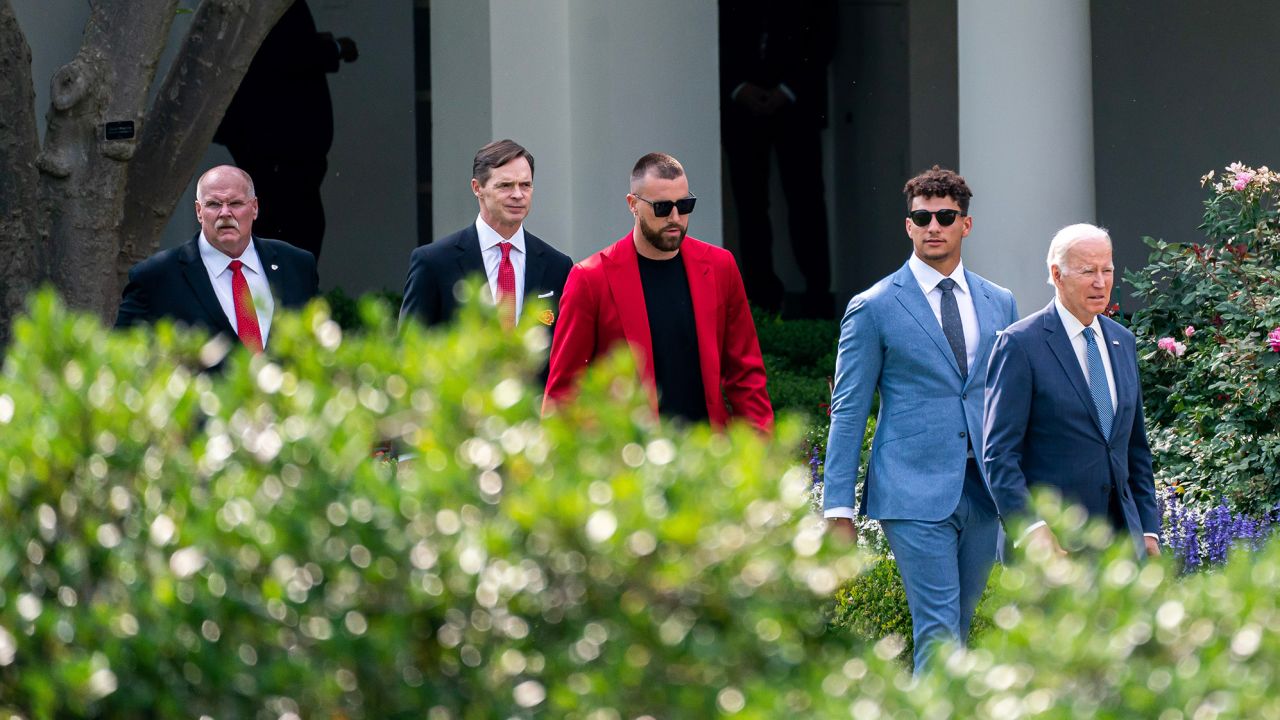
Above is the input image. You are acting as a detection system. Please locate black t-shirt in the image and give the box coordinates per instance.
[637,254,709,424]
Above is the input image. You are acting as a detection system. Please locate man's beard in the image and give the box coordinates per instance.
[640,220,686,252]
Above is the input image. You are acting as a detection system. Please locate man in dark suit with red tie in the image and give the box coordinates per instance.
[543,152,773,432]
[398,140,572,331]
[114,165,319,352]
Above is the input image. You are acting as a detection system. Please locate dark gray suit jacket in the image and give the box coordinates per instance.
[398,224,572,329]
[114,234,319,344]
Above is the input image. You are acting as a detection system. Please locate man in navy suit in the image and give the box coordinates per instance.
[824,166,1018,671]
[115,165,319,352]
[399,140,572,331]
[983,223,1161,558]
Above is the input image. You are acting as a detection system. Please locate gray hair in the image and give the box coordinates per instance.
[1046,223,1111,285]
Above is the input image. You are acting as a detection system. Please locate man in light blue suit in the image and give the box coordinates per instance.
[825,166,1018,671]
[983,224,1161,558]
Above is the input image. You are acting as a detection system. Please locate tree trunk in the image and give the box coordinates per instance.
[119,0,294,287]
[0,0,42,338]
[0,0,293,336]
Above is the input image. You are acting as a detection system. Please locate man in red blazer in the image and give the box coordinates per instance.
[544,152,773,432]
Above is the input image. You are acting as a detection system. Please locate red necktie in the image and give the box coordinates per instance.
[228,259,264,353]
[497,241,516,329]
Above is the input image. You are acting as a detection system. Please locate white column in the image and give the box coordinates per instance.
[958,0,1095,315]
[433,0,723,261]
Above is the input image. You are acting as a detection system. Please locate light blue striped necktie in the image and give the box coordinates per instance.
[1083,327,1113,438]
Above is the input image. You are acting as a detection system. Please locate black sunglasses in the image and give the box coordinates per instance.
[908,209,963,227]
[635,194,697,217]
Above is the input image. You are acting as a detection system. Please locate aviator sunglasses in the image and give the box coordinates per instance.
[634,194,697,217]
[908,209,963,227]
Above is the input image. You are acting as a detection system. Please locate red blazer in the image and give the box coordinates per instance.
[544,233,773,432]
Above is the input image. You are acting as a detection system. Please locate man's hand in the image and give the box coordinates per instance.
[827,517,858,545]
[1144,535,1162,558]
[733,83,787,117]
[1026,524,1067,557]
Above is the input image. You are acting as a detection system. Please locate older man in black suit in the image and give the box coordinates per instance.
[115,165,319,353]
[399,139,572,331]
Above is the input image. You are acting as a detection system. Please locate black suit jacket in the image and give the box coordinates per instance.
[114,234,320,345]
[399,224,572,329]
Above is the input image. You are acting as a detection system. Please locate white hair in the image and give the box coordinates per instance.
[1046,223,1111,285]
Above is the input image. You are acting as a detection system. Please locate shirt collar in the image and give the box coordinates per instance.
[908,253,969,296]
[1054,295,1100,339]
[475,215,526,253]
[198,232,264,275]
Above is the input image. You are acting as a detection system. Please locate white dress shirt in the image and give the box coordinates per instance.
[476,215,527,320]
[824,256,980,520]
[198,233,274,345]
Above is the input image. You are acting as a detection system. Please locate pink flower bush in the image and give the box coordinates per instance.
[1184,325,1196,338]
[1268,327,1280,353]
[1233,171,1254,191]
[1158,337,1187,357]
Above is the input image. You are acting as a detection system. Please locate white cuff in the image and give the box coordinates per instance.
[823,507,855,520]
[1014,520,1048,548]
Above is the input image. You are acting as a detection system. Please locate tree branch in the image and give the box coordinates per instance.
[0,0,42,337]
[119,0,293,274]
[38,0,181,318]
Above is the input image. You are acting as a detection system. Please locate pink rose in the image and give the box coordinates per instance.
[1233,171,1254,191]
[1157,337,1186,357]
[1269,327,1280,353]
[1184,325,1195,338]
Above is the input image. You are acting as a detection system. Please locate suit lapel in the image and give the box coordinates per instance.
[1042,302,1106,437]
[681,241,718,398]
[966,271,999,390]
[601,235,655,379]
[453,225,486,281]
[254,237,285,304]
[524,233,548,295]
[178,237,235,336]
[892,263,964,379]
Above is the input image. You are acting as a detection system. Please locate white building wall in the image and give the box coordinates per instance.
[434,0,723,261]
[958,0,1096,314]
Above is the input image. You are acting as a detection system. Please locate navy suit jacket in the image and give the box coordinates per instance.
[982,301,1160,548]
[114,234,319,345]
[398,224,572,329]
[823,261,1018,520]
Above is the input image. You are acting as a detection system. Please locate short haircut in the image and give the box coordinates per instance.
[473,139,534,186]
[903,165,972,214]
[197,165,255,199]
[1046,223,1111,286]
[630,152,684,191]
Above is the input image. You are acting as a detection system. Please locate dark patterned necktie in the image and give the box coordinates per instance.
[937,278,967,377]
[1083,327,1113,437]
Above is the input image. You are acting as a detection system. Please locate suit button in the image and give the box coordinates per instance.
[962,393,968,401]
[959,431,967,439]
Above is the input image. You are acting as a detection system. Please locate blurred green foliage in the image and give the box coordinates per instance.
[3,289,1280,717]
[0,288,864,718]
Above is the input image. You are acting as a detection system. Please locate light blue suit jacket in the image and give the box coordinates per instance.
[824,261,1019,521]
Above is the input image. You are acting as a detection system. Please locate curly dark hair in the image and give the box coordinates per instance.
[903,165,972,214]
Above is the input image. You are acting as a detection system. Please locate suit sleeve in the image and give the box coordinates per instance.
[982,330,1036,526]
[114,266,152,329]
[542,265,598,415]
[822,296,881,513]
[718,260,773,433]
[1126,341,1161,536]
[399,246,440,329]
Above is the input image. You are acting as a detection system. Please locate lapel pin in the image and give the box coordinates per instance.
[271,264,279,271]
[1112,340,1119,345]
